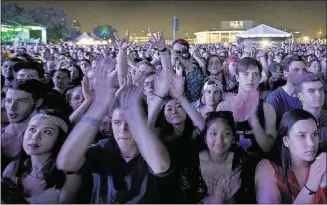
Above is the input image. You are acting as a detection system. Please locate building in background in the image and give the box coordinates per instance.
[72,20,81,32]
[194,20,259,44]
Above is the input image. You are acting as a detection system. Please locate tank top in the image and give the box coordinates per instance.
[235,99,266,160]
[270,161,327,204]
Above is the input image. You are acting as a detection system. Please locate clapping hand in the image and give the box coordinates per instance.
[119,85,144,113]
[169,75,185,99]
[81,76,94,102]
[153,70,173,98]
[115,72,133,98]
[93,57,118,105]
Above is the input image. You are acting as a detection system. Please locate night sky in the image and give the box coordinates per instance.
[4,1,327,38]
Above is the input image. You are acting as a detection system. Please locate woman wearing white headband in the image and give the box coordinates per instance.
[2,109,82,204]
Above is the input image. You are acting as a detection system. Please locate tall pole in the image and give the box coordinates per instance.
[173,15,176,41]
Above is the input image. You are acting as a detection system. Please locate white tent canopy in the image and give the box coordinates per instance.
[236,24,292,38]
[75,32,94,41]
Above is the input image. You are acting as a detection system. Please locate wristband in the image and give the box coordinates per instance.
[159,47,167,52]
[80,114,101,128]
[153,93,165,99]
[304,184,316,195]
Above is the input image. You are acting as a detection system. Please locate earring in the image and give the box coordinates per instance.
[285,143,289,147]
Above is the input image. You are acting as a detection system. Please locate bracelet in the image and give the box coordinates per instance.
[304,184,316,195]
[80,114,101,128]
[153,93,165,99]
[159,47,167,52]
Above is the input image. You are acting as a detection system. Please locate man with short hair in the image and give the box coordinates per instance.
[296,72,326,152]
[13,61,44,81]
[266,55,306,122]
[1,79,45,171]
[1,58,24,86]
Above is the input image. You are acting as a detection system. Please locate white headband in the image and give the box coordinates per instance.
[203,80,223,92]
[29,114,68,134]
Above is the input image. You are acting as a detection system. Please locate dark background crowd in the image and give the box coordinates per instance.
[1,29,326,204]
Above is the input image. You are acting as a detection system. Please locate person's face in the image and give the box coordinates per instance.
[204,85,221,106]
[207,56,223,75]
[203,52,210,60]
[2,61,14,78]
[53,71,70,90]
[298,81,324,109]
[23,118,59,156]
[228,62,237,76]
[136,64,153,82]
[200,49,205,56]
[68,66,79,79]
[111,109,136,149]
[87,70,95,90]
[285,61,306,84]
[283,119,319,162]
[80,61,91,74]
[236,66,261,92]
[16,69,40,81]
[164,99,187,125]
[69,87,84,111]
[41,50,50,60]
[308,61,321,74]
[5,89,36,123]
[173,44,189,59]
[100,114,113,137]
[143,75,154,97]
[206,118,234,154]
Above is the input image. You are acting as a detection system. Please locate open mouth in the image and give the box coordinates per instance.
[8,113,17,119]
[28,144,40,148]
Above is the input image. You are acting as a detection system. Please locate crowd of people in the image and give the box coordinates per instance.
[1,28,326,204]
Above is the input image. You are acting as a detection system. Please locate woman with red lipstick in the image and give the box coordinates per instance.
[255,109,326,204]
[2,109,82,204]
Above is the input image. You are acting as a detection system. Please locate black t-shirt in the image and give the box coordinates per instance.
[79,138,174,204]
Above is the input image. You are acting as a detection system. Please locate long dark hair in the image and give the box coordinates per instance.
[157,97,195,140]
[16,109,71,189]
[274,109,317,195]
[202,111,238,152]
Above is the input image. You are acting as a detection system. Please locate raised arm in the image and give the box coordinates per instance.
[114,31,133,87]
[248,102,277,153]
[57,58,117,172]
[147,71,173,128]
[69,76,94,125]
[148,28,174,74]
[120,86,170,174]
[170,75,205,131]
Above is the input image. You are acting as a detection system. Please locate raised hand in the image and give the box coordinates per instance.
[119,86,144,112]
[81,76,94,102]
[114,30,133,50]
[115,72,133,98]
[306,152,326,192]
[169,75,185,99]
[153,70,173,97]
[93,57,118,105]
[97,56,116,72]
[148,27,165,50]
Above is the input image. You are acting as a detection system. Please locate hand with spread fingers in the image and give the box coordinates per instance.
[114,30,133,50]
[93,57,118,105]
[148,27,166,50]
[169,75,185,99]
[153,70,173,98]
[119,85,144,112]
